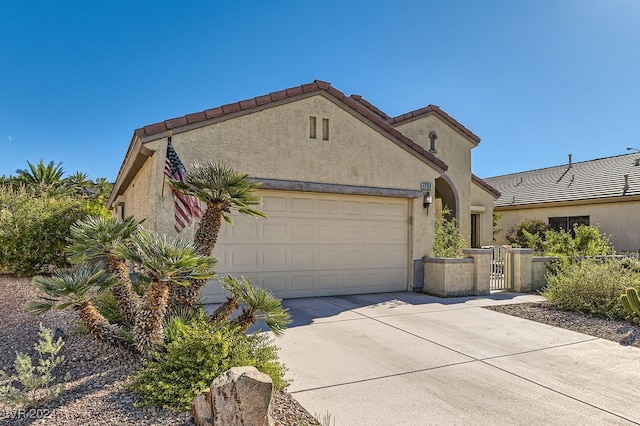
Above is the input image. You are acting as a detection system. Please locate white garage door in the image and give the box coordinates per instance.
[202,190,409,302]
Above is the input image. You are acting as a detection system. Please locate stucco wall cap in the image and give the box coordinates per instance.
[422,256,473,263]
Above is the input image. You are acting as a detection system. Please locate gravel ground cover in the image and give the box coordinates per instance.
[4,273,639,425]
[486,301,640,348]
[0,275,317,426]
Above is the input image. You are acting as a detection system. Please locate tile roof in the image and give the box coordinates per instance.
[133,80,447,172]
[485,153,640,207]
[388,105,481,145]
[349,94,392,120]
[472,174,500,198]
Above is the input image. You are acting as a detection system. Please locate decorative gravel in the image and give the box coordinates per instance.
[0,275,317,426]
[486,301,640,348]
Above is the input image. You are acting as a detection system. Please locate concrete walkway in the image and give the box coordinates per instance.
[273,292,640,425]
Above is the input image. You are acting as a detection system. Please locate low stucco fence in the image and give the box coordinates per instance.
[421,248,556,297]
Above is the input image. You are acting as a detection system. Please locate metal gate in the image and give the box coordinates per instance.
[490,246,509,291]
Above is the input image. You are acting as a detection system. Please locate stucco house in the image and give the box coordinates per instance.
[108,80,499,302]
[485,153,640,253]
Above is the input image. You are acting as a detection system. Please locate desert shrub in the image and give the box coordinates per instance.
[0,186,90,276]
[506,219,549,252]
[0,324,68,408]
[129,313,289,411]
[433,207,466,258]
[543,225,613,259]
[542,258,640,320]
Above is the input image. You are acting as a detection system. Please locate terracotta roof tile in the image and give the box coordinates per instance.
[143,122,168,136]
[239,99,258,110]
[301,82,318,93]
[350,95,392,120]
[389,105,481,145]
[131,80,449,172]
[204,107,224,119]
[221,102,241,114]
[270,89,288,101]
[286,86,304,96]
[472,174,500,198]
[254,94,272,105]
[164,116,188,128]
[185,111,207,124]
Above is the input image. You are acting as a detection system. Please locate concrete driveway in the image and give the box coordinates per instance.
[273,292,640,425]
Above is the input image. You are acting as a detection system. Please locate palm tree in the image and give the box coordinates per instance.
[27,263,130,348]
[66,216,143,325]
[114,229,217,355]
[168,161,266,312]
[65,171,92,198]
[15,160,70,196]
[222,276,290,336]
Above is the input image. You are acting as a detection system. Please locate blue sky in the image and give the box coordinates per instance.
[1,0,639,181]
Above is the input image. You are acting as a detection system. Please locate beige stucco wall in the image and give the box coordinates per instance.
[118,150,160,230]
[393,114,492,246]
[471,181,497,247]
[495,200,640,252]
[118,94,444,280]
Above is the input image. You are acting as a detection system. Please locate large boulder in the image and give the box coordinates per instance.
[191,366,275,426]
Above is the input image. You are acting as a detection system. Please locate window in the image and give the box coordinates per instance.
[309,116,317,139]
[549,216,589,235]
[322,118,329,140]
[470,214,480,248]
[117,202,125,220]
[428,131,438,152]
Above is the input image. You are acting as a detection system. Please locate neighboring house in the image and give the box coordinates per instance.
[108,80,499,302]
[485,153,640,252]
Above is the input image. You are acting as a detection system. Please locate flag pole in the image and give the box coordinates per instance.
[162,130,173,198]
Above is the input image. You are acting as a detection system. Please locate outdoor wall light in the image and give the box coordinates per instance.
[423,190,433,214]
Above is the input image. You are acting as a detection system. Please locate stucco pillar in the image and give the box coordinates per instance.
[531,256,557,292]
[462,248,492,296]
[508,248,533,292]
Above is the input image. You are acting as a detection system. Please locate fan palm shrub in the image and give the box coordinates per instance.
[168,161,266,312]
[114,229,217,355]
[221,276,290,336]
[66,215,143,325]
[27,263,130,348]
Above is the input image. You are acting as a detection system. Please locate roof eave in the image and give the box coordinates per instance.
[389,105,481,146]
[107,134,155,209]
[131,80,448,174]
[472,174,501,199]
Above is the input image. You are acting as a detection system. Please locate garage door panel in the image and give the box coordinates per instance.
[291,249,314,266]
[202,191,409,302]
[229,250,259,267]
[262,250,287,267]
[262,195,287,212]
[263,223,287,239]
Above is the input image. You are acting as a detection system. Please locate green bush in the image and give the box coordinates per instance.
[433,207,466,258]
[506,218,549,252]
[0,186,90,276]
[128,313,289,411]
[542,258,640,320]
[543,225,613,259]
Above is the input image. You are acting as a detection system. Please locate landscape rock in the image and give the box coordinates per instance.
[191,388,212,426]
[210,366,275,426]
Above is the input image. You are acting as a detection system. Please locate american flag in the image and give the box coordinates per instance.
[164,137,204,232]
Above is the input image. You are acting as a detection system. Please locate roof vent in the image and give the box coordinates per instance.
[568,153,572,168]
[624,174,629,191]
